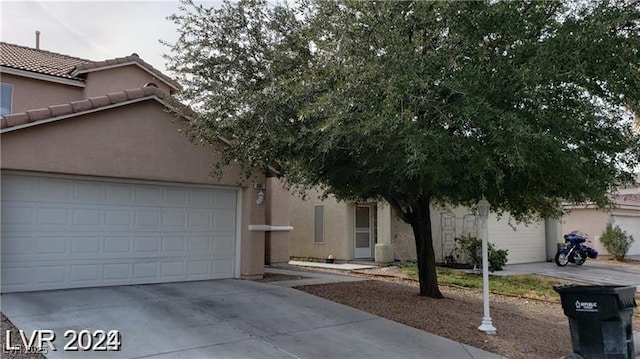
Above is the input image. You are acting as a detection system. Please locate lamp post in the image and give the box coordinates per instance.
[477,197,496,335]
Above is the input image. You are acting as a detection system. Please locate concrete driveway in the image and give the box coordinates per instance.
[1,279,501,359]
[499,261,640,292]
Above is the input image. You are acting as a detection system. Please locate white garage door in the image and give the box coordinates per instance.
[614,215,640,256]
[1,174,238,293]
[488,214,546,264]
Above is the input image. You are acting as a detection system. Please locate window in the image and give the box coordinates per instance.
[314,205,324,243]
[1,83,13,116]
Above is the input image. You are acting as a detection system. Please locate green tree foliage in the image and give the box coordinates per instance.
[600,223,635,260]
[164,0,640,297]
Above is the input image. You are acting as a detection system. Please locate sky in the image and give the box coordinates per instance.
[0,1,222,74]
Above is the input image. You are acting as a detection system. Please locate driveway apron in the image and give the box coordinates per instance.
[1,279,503,359]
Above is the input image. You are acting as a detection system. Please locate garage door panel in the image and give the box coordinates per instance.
[71,236,101,253]
[73,181,103,201]
[70,264,100,282]
[1,174,238,293]
[38,178,71,201]
[215,191,236,207]
[162,236,186,252]
[3,236,34,255]
[135,186,161,204]
[214,210,236,231]
[106,183,134,203]
[2,205,33,225]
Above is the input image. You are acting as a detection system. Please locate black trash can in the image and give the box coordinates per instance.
[553,285,637,359]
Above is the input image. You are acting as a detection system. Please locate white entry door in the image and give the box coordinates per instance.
[354,205,373,259]
[1,173,238,293]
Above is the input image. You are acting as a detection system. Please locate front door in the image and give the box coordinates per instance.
[354,205,373,259]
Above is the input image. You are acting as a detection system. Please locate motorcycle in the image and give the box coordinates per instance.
[554,231,598,266]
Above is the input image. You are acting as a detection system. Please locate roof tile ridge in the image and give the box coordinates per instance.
[0,41,93,62]
[0,86,182,131]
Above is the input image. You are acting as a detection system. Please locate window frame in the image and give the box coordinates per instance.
[1,83,14,116]
[313,205,324,244]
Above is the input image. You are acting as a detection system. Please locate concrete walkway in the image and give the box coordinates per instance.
[2,279,503,359]
[265,267,366,287]
[288,260,377,271]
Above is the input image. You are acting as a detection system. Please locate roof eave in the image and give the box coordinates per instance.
[0,66,86,87]
[71,62,181,92]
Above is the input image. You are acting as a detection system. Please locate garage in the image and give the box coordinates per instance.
[487,213,546,264]
[613,215,640,256]
[1,173,239,293]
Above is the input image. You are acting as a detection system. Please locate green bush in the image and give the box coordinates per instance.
[600,224,634,261]
[455,234,509,272]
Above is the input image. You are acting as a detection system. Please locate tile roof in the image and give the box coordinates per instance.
[1,42,90,79]
[613,193,640,207]
[0,85,193,131]
[0,42,180,90]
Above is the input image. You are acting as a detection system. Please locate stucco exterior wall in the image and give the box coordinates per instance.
[1,101,246,185]
[83,66,174,98]
[289,188,351,261]
[264,177,291,264]
[1,100,267,278]
[1,73,83,113]
[241,186,266,278]
[561,207,639,255]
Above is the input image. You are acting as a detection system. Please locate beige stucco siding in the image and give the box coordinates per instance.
[561,208,610,254]
[83,66,174,98]
[561,207,639,255]
[1,101,245,185]
[289,189,351,261]
[1,73,83,113]
[264,177,291,264]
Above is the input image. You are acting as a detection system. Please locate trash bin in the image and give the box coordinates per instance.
[553,285,637,359]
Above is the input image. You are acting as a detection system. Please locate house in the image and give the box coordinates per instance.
[561,175,640,257]
[289,188,554,265]
[0,42,290,293]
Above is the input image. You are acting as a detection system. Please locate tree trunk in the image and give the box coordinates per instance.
[409,196,444,298]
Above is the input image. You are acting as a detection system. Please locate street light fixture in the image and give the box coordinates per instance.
[477,197,496,335]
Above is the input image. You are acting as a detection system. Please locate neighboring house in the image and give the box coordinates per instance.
[289,188,553,265]
[0,42,290,293]
[562,175,640,257]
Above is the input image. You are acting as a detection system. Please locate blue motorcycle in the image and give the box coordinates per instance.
[554,232,598,266]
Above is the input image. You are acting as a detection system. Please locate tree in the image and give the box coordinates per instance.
[164,0,640,298]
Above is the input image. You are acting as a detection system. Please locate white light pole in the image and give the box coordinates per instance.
[477,197,496,335]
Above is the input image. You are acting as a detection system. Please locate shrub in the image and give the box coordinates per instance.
[455,234,509,272]
[600,224,634,261]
